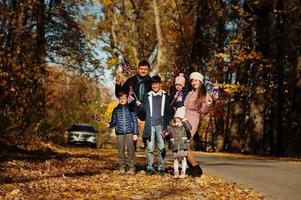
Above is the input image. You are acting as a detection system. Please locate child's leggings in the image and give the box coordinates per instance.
[174,157,187,173]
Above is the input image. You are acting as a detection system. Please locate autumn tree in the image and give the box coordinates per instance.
[0,0,104,140]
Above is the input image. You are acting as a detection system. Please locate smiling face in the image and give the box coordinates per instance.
[151,82,161,93]
[191,79,201,89]
[137,65,150,77]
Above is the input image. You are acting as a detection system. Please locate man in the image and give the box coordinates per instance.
[115,60,152,121]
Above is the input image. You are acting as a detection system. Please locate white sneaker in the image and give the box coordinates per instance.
[179,171,186,178]
[174,171,179,178]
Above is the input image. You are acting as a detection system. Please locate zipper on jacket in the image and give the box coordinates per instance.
[122,106,126,133]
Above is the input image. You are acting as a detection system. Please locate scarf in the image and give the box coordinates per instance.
[137,75,151,100]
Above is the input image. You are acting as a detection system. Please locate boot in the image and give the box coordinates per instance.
[191,164,203,177]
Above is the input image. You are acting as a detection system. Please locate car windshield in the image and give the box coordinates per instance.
[70,125,96,132]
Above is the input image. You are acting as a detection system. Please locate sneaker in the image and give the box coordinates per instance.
[127,169,135,175]
[146,169,153,176]
[174,171,179,178]
[119,167,126,174]
[158,170,165,176]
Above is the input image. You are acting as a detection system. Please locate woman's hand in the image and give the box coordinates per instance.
[206,95,213,106]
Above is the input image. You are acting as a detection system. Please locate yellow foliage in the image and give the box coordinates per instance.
[106,57,118,68]
[215,53,230,59]
[103,101,118,120]
[100,0,113,6]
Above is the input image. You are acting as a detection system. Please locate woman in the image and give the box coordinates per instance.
[184,72,212,177]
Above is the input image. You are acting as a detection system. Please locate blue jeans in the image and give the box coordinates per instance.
[146,125,165,171]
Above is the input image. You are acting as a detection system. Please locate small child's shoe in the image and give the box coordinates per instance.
[127,168,135,175]
[179,171,186,178]
[174,171,179,178]
[119,167,126,174]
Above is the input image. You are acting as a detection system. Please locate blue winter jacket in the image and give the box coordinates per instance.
[110,104,138,135]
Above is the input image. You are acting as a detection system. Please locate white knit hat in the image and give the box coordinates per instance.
[175,73,185,87]
[189,72,204,83]
[174,106,186,119]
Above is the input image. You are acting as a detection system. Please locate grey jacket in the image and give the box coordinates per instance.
[169,120,192,152]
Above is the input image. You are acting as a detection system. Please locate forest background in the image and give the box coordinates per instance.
[1,0,300,156]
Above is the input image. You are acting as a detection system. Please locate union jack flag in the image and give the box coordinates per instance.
[92,114,100,121]
[210,83,221,99]
[128,86,136,103]
[122,60,133,75]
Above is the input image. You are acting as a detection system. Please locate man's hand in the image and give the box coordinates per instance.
[105,123,110,128]
[135,101,141,106]
[133,135,138,141]
[115,75,122,85]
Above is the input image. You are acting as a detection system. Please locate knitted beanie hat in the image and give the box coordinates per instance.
[174,106,186,119]
[189,72,204,83]
[175,73,185,87]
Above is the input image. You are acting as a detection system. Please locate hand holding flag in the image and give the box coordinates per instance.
[128,86,138,103]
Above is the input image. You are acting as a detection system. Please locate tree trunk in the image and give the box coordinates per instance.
[275,0,285,156]
[153,0,162,73]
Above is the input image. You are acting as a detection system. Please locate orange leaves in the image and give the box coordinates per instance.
[0,146,264,200]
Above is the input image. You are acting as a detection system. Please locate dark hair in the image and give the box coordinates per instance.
[117,90,128,98]
[151,75,161,83]
[138,60,150,69]
[189,79,207,109]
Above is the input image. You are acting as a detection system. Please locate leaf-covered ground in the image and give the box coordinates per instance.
[0,143,264,200]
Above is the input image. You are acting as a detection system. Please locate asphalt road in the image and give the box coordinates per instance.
[194,152,301,200]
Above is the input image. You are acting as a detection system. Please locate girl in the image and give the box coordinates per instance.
[170,73,188,112]
[184,72,212,177]
[168,106,192,178]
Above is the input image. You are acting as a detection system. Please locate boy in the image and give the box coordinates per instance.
[137,75,172,176]
[106,91,138,174]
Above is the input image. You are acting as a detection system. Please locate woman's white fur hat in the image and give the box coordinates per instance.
[189,72,204,83]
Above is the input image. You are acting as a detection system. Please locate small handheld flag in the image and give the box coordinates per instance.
[128,86,138,103]
[122,60,133,75]
[93,114,100,121]
[210,83,221,99]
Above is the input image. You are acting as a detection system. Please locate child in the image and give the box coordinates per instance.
[106,91,138,174]
[136,75,172,176]
[170,73,188,112]
[168,106,192,178]
[184,72,212,177]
